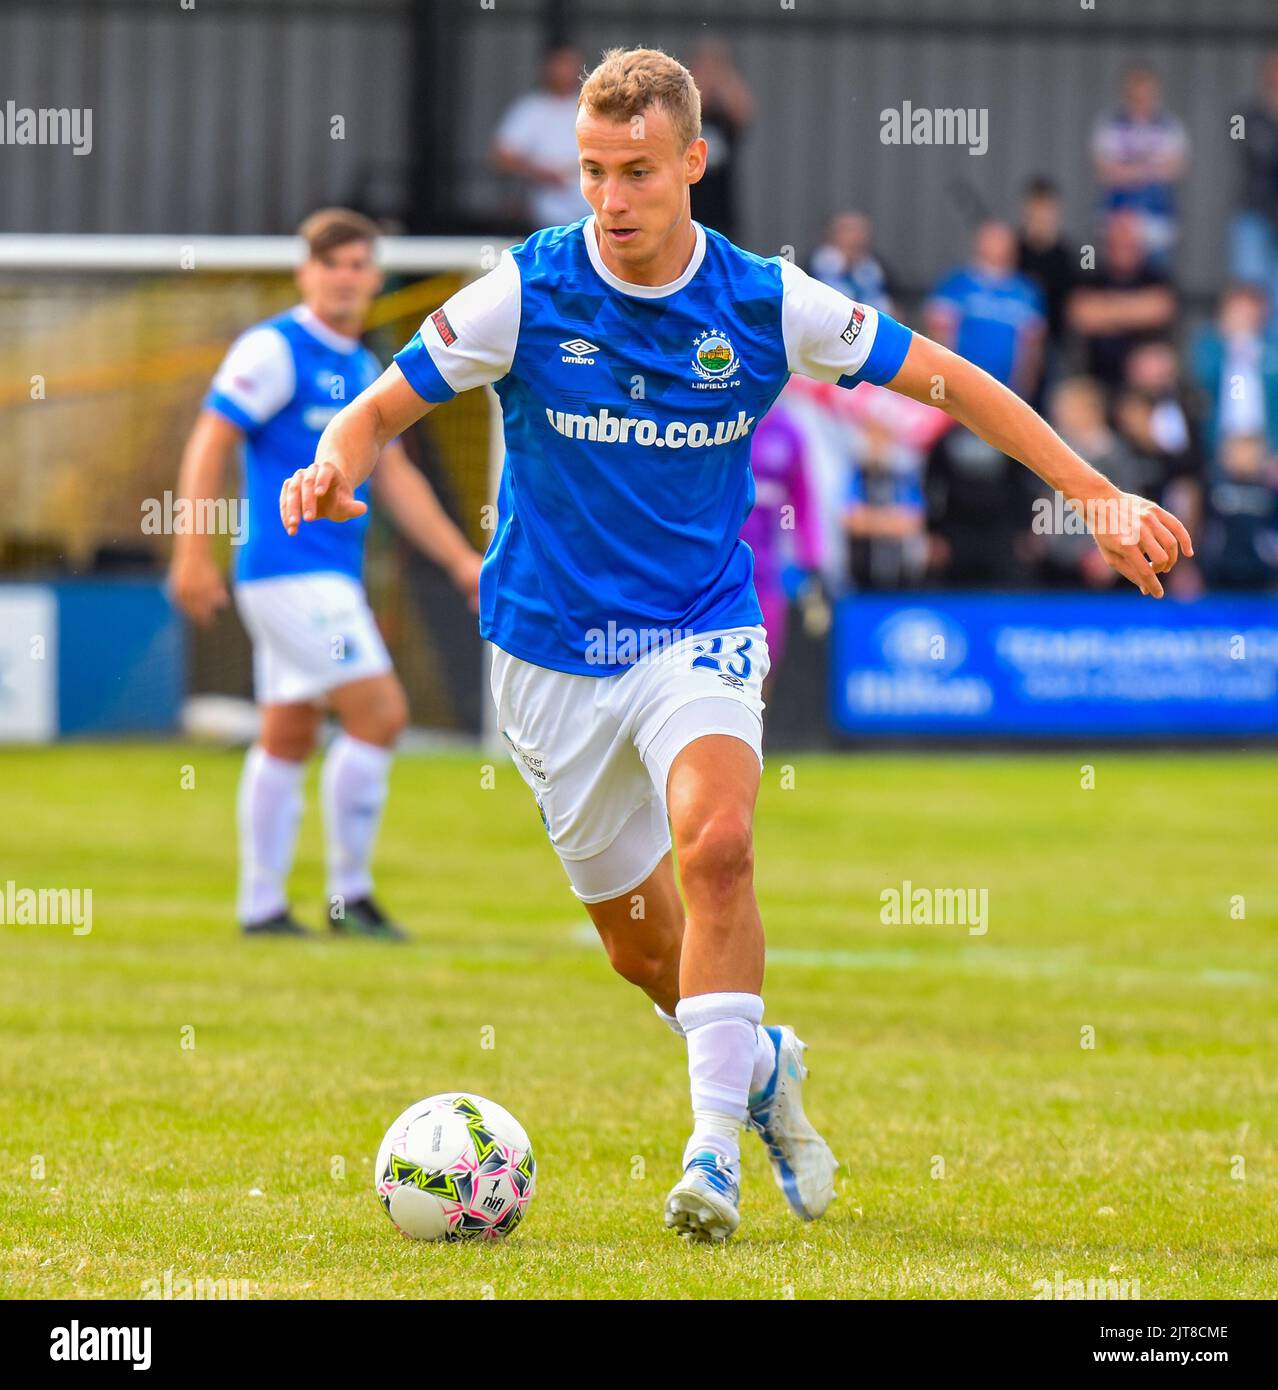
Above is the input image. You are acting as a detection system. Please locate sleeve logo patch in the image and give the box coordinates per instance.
[840,306,866,347]
[430,308,457,347]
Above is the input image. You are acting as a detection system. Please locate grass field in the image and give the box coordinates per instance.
[2,744,1276,1300]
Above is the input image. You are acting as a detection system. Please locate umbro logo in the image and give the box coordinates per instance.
[560,337,600,364]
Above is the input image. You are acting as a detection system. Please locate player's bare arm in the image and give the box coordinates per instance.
[884,333,1194,598]
[371,441,483,607]
[279,363,434,536]
[169,407,241,625]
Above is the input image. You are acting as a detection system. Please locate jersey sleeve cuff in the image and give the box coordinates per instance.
[838,313,913,388]
[393,332,458,403]
[203,390,258,433]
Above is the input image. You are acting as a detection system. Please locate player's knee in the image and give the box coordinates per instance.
[377,686,409,743]
[677,811,754,897]
[602,937,676,993]
[261,713,318,762]
[345,684,408,747]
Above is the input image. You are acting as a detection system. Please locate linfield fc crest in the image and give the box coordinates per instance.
[691,329,740,384]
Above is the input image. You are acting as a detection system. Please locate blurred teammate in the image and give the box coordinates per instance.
[170,208,482,939]
[280,50,1192,1240]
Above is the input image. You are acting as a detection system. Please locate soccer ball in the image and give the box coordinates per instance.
[374,1093,535,1241]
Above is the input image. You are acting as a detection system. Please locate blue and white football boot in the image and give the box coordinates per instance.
[663,1149,740,1243]
[746,1025,839,1220]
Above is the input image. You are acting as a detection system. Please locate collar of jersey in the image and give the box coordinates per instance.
[291,304,361,354]
[582,215,706,299]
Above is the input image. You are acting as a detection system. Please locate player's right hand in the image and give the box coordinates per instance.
[279,460,368,536]
[169,553,228,627]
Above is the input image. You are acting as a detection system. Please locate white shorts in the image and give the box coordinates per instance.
[490,626,770,903]
[234,571,392,705]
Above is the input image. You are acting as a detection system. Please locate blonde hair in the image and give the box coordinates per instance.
[578,47,701,151]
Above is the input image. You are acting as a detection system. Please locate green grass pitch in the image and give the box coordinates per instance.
[1,744,1275,1299]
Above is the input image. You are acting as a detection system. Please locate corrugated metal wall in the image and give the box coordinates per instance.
[3,0,1276,292]
[0,0,412,236]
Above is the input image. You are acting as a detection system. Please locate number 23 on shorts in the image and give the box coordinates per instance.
[691,633,754,681]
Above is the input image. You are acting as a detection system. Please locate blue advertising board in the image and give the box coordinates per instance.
[831,593,1278,737]
[0,580,184,741]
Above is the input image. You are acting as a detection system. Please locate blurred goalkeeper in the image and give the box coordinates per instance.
[170,208,481,939]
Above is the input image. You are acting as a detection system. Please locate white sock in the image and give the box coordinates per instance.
[660,1002,774,1096]
[675,991,766,1168]
[321,733,393,910]
[654,1003,686,1038]
[237,745,305,924]
[750,1024,778,1098]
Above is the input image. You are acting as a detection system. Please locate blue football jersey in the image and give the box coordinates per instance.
[394,216,912,674]
[204,305,382,582]
[925,267,1045,389]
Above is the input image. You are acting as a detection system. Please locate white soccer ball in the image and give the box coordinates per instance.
[374,1092,535,1241]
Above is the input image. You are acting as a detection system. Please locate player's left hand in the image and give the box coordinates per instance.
[1089,492,1193,599]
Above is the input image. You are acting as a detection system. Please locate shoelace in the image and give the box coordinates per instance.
[688,1155,737,1197]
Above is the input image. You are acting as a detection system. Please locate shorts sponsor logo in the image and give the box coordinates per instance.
[544,405,756,449]
[502,732,547,781]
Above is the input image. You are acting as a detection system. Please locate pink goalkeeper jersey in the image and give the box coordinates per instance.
[742,404,823,591]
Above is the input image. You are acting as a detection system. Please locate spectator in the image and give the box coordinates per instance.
[1201,434,1278,590]
[844,419,927,591]
[1033,376,1150,588]
[689,42,754,239]
[924,427,1033,588]
[1067,210,1177,389]
[1191,282,1278,458]
[1230,51,1278,340]
[491,45,588,231]
[925,220,1046,398]
[1123,341,1202,486]
[810,212,895,313]
[1016,177,1076,409]
[1090,65,1188,260]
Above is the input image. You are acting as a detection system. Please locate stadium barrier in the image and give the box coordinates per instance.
[832,592,1278,738]
[0,579,183,740]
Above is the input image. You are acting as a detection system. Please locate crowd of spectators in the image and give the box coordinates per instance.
[799,61,1278,599]
[488,47,1278,600]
